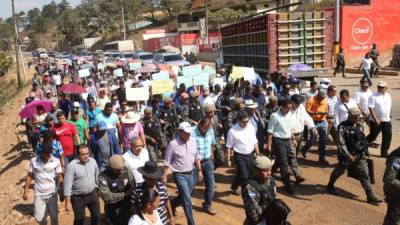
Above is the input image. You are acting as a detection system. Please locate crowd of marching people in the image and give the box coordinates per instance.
[20,52,400,225]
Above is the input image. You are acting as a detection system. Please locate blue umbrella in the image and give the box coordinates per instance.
[288,63,312,72]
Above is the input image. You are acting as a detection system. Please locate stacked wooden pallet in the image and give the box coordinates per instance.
[389,45,400,68]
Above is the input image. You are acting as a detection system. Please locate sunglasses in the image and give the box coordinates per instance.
[240,119,249,123]
[205,111,214,114]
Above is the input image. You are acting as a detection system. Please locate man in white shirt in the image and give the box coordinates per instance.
[200,87,215,107]
[267,99,296,194]
[366,81,392,157]
[290,95,316,184]
[226,111,259,195]
[334,89,359,128]
[23,144,63,225]
[358,53,377,87]
[123,137,150,183]
[354,79,373,120]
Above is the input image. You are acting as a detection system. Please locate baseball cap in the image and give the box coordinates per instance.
[348,107,361,116]
[97,120,107,131]
[180,92,189,99]
[254,156,275,170]
[73,101,80,108]
[191,90,200,98]
[178,122,193,133]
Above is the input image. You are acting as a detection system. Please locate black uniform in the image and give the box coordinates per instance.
[327,120,380,203]
[143,117,167,160]
[242,178,277,225]
[188,101,202,124]
[98,167,135,225]
[159,106,179,143]
[334,52,346,77]
[383,147,400,225]
[176,102,189,123]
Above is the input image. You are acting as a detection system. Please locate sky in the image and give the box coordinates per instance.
[0,0,82,20]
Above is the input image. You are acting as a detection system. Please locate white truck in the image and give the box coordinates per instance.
[104,40,135,52]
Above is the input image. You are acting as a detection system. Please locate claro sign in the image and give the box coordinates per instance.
[350,18,374,50]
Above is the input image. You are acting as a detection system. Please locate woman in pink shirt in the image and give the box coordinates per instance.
[121,111,146,152]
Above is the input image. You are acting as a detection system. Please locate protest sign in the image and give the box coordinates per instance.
[151,79,174,95]
[177,76,193,87]
[212,77,224,87]
[152,71,170,80]
[203,65,216,76]
[243,67,256,81]
[97,63,106,71]
[78,68,90,78]
[182,64,202,77]
[129,62,142,71]
[126,87,149,101]
[231,66,243,80]
[193,73,209,86]
[114,68,123,77]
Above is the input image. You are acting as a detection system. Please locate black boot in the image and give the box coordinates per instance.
[366,190,382,206]
[326,183,338,195]
[381,149,388,158]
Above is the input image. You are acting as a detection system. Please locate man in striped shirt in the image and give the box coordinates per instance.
[191,118,218,215]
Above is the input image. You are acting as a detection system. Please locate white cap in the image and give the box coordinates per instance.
[73,101,80,108]
[320,78,331,84]
[178,122,193,133]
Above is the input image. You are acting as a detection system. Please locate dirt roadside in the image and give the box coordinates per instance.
[0,72,398,225]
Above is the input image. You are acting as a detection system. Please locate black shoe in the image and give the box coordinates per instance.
[327,185,338,195]
[230,187,240,196]
[285,185,295,195]
[367,196,383,206]
[295,177,306,184]
[301,149,307,158]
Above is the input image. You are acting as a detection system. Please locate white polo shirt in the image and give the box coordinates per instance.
[334,98,359,127]
[361,58,374,70]
[354,89,373,115]
[28,156,62,196]
[226,124,258,155]
[123,148,150,184]
[369,92,392,122]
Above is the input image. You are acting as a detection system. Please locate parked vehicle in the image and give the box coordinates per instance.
[152,53,190,67]
[136,52,154,64]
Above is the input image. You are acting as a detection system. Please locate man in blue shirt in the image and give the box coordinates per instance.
[191,117,217,215]
[86,101,101,134]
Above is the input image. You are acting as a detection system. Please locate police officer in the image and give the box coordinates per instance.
[327,107,382,205]
[143,107,167,160]
[159,97,179,143]
[242,156,276,225]
[383,147,400,225]
[176,92,190,122]
[98,155,135,225]
[216,83,234,138]
[369,43,380,77]
[188,90,203,125]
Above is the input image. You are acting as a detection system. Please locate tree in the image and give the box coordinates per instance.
[58,0,71,14]
[161,0,188,16]
[41,1,59,19]
[27,8,41,27]
[0,21,13,52]
[208,8,250,30]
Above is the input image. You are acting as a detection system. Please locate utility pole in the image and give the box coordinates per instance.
[204,0,209,45]
[11,0,24,88]
[121,4,126,40]
[335,0,340,42]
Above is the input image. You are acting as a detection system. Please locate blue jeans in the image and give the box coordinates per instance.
[196,158,215,207]
[302,120,328,160]
[171,171,196,225]
[362,68,373,86]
